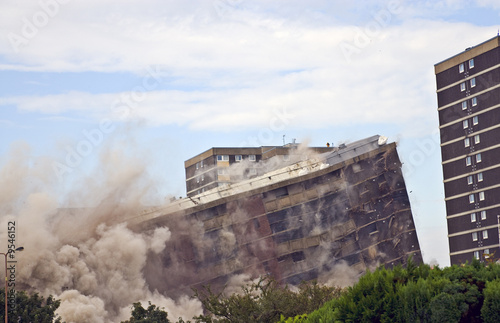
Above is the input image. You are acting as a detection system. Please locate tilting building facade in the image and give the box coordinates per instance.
[184,143,334,197]
[435,36,500,265]
[129,135,422,294]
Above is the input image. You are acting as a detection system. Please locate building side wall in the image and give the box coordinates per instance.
[143,145,422,294]
[442,147,500,185]
[437,38,500,265]
[445,186,500,215]
[441,127,500,162]
[439,88,500,142]
[444,167,500,197]
[185,146,334,197]
[186,150,264,197]
[447,206,500,234]
[437,68,500,108]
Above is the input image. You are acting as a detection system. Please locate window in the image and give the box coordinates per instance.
[463,120,469,129]
[473,116,478,125]
[217,155,229,161]
[249,168,257,175]
[469,194,475,204]
[217,168,228,175]
[472,97,477,106]
[196,162,200,170]
[481,210,487,220]
[273,186,289,197]
[201,174,204,181]
[482,230,488,239]
[477,172,483,182]
[472,232,478,241]
[479,191,485,201]
[464,138,470,147]
[235,155,242,162]
[469,58,475,68]
[196,176,200,183]
[484,249,490,256]
[462,101,468,110]
[471,78,476,87]
[466,156,472,166]
[249,155,256,161]
[291,251,305,262]
[459,63,465,73]
[460,82,466,91]
[283,155,290,161]
[467,175,473,185]
[474,251,480,259]
[474,135,480,144]
[471,213,477,222]
[200,160,204,168]
[476,153,482,163]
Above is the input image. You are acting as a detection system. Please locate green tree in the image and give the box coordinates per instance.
[121,302,170,323]
[393,278,433,322]
[193,276,342,323]
[481,280,500,323]
[301,260,500,323]
[0,290,61,323]
[330,266,398,322]
[429,292,462,322]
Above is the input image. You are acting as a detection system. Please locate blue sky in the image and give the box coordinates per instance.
[2,0,500,267]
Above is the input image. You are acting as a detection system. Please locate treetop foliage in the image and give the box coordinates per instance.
[0,290,61,323]
[121,301,170,323]
[192,275,342,323]
[295,258,500,323]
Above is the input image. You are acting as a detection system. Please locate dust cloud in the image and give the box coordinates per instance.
[0,135,370,322]
[0,139,202,322]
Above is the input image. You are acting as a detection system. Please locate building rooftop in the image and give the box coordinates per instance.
[184,143,334,168]
[128,135,389,227]
[434,35,500,74]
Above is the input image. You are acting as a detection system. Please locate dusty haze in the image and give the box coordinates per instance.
[0,133,362,322]
[0,136,203,322]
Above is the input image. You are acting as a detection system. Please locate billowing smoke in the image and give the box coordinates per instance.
[0,138,203,322]
[221,139,320,182]
[318,261,360,288]
[1,134,405,322]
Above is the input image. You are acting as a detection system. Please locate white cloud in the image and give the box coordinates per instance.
[0,3,498,145]
[0,14,495,136]
[0,0,496,72]
[475,0,500,9]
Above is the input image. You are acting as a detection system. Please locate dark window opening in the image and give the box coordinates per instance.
[291,251,306,262]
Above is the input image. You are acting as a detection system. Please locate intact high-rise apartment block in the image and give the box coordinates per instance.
[435,36,500,265]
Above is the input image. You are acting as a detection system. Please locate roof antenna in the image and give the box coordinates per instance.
[283,135,286,146]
